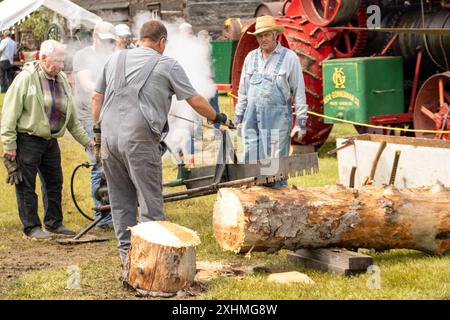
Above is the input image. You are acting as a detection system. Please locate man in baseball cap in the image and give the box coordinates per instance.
[115,24,135,49]
[94,21,118,41]
[72,21,117,229]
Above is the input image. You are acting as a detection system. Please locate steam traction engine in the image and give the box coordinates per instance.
[232,0,450,146]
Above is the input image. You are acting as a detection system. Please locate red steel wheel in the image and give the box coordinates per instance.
[326,0,368,58]
[414,72,450,140]
[299,0,361,27]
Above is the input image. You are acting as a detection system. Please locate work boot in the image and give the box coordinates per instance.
[23,227,53,241]
[45,225,76,236]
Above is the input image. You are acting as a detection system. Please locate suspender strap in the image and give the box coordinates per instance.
[274,47,288,74]
[114,50,128,91]
[128,54,161,91]
[252,50,258,70]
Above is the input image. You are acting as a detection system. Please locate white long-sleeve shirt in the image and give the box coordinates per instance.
[235,43,308,120]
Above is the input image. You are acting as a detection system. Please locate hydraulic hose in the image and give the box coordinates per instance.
[70,162,95,221]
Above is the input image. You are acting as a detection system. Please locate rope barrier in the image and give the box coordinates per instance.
[226,91,450,134]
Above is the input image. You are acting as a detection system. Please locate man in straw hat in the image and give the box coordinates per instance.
[235,15,308,186]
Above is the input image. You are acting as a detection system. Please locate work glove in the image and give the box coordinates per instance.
[93,125,102,164]
[211,112,235,129]
[2,157,23,185]
[235,115,244,138]
[291,117,307,143]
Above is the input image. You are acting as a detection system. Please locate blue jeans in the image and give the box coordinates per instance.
[80,120,113,227]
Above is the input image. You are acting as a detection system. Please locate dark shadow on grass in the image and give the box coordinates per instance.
[317,140,338,159]
[369,249,449,265]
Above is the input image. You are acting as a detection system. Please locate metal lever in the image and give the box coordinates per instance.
[389,150,401,185]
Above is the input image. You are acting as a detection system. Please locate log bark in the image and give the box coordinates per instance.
[213,184,450,255]
[126,221,201,294]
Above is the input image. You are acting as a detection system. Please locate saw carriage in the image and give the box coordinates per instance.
[69,0,450,241]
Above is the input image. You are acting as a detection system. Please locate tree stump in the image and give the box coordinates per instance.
[126,221,201,294]
[213,184,450,255]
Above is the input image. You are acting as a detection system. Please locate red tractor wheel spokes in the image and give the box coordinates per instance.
[315,0,339,23]
[420,106,437,121]
[326,1,368,58]
[344,32,353,53]
[414,72,450,140]
[321,0,331,20]
[444,91,450,104]
[330,26,363,58]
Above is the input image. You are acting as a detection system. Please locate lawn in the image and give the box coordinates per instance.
[0,93,449,300]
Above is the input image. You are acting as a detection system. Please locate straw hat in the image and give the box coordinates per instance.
[247,15,284,36]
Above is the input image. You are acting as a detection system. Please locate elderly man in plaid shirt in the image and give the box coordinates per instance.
[1,40,95,240]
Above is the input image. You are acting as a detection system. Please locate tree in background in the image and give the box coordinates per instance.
[19,7,65,43]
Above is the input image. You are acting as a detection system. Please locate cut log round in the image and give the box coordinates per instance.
[213,185,450,255]
[126,221,201,294]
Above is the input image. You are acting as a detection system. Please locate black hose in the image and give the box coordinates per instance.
[70,162,94,221]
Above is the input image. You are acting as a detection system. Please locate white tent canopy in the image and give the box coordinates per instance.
[0,0,102,31]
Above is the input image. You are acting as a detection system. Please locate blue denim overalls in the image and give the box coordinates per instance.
[242,46,292,163]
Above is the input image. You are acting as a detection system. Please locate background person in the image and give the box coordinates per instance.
[72,21,117,229]
[115,24,135,50]
[235,15,308,186]
[1,40,94,240]
[0,30,17,93]
[92,20,232,265]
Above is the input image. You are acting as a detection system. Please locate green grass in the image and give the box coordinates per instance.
[1,93,449,300]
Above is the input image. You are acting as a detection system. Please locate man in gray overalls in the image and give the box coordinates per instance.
[92,21,230,264]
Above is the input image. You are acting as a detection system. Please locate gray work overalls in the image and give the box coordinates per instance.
[100,50,165,262]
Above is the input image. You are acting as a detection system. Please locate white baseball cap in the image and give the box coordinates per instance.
[94,21,117,40]
[179,22,193,35]
[115,24,132,38]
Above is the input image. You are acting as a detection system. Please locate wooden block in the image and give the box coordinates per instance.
[287,248,373,276]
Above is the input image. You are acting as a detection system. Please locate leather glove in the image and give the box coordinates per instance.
[2,157,23,185]
[93,125,101,164]
[211,112,235,129]
[291,117,307,143]
[236,124,243,138]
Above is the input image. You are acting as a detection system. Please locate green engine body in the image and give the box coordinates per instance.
[322,57,405,124]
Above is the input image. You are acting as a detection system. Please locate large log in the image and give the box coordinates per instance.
[213,184,450,255]
[126,221,201,294]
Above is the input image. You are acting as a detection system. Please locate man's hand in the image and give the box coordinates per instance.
[3,150,16,161]
[236,115,243,138]
[85,140,95,153]
[2,157,23,185]
[212,112,235,129]
[290,117,307,143]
